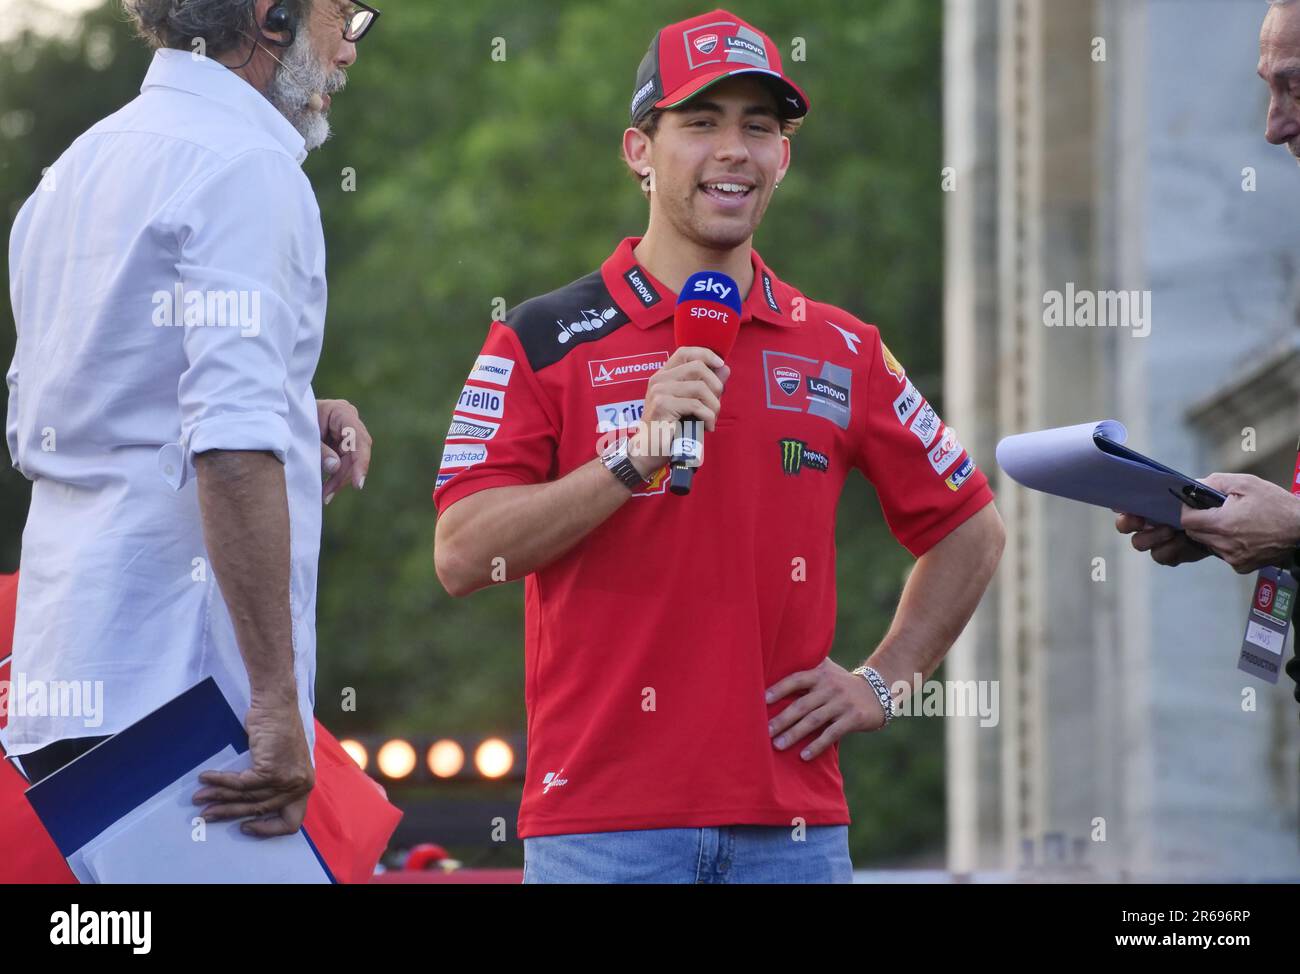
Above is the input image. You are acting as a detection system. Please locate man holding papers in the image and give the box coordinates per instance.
[5,0,378,838]
[1115,0,1300,700]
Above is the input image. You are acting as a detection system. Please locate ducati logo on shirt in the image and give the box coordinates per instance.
[772,366,801,395]
[779,438,829,475]
[762,350,853,430]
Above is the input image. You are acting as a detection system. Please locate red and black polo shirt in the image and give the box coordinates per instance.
[434,237,995,838]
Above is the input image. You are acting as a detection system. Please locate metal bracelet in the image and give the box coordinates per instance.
[852,664,895,726]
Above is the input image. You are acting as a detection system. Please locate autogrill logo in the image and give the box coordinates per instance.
[779,438,828,475]
[589,351,668,387]
[623,266,661,307]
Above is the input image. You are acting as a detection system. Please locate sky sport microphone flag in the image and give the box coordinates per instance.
[669,270,743,495]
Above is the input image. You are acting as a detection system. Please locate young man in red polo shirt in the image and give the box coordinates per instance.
[434,9,1005,883]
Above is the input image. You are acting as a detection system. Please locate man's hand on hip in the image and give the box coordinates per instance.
[765,658,888,761]
[192,699,315,837]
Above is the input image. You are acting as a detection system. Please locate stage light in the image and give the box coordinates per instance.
[377,739,417,779]
[475,737,513,779]
[427,739,465,778]
[339,738,368,771]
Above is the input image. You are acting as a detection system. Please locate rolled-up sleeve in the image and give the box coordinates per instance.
[160,149,315,487]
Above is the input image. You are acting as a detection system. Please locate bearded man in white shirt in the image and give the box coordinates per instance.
[3,0,379,839]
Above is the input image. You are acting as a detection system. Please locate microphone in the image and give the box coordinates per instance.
[668,270,743,495]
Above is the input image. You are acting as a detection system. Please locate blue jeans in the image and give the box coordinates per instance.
[523,825,853,884]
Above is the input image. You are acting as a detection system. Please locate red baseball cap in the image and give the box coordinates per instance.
[630,9,810,127]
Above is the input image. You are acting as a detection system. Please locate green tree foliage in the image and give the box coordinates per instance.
[0,0,946,864]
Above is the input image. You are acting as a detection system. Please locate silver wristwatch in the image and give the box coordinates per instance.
[601,438,649,491]
[852,665,895,726]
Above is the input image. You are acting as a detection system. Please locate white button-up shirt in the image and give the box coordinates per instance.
[5,49,325,755]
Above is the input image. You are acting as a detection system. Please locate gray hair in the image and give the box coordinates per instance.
[121,0,310,58]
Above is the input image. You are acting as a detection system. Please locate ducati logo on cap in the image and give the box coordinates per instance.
[694,33,718,55]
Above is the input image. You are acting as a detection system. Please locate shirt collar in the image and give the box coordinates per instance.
[599,237,802,330]
[141,49,308,165]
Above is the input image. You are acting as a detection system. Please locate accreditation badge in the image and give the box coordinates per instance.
[1237,566,1296,684]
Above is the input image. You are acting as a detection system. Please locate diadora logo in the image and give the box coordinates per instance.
[456,384,506,419]
[589,351,668,388]
[946,457,975,491]
[446,416,500,441]
[826,320,861,355]
[691,275,734,302]
[541,769,568,794]
[762,350,853,431]
[468,354,514,386]
[694,32,718,54]
[624,266,661,308]
[779,438,829,475]
[928,426,964,474]
[556,307,618,345]
[772,366,801,396]
[893,379,922,425]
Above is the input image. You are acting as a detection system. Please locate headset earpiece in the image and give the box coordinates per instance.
[263,3,296,46]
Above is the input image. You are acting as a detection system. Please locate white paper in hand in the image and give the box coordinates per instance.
[995,420,1200,528]
[77,747,329,884]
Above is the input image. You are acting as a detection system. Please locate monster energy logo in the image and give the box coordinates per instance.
[779,438,828,475]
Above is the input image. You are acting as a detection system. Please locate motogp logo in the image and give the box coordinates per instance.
[694,33,719,55]
[772,366,801,395]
